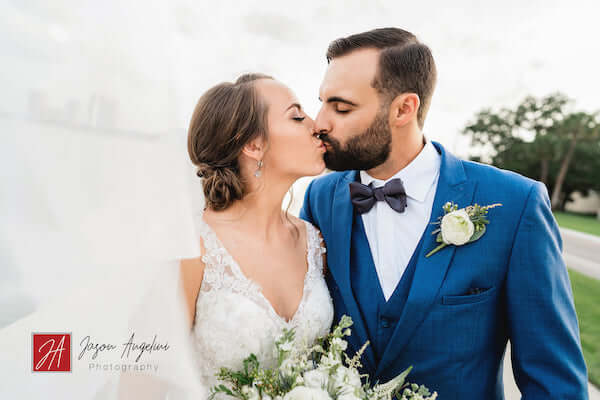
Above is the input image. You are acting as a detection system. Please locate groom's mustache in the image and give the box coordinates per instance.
[318,134,343,153]
[318,134,333,146]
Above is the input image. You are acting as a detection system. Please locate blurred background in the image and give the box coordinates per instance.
[1,0,599,398]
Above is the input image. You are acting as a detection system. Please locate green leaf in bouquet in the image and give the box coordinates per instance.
[208,384,234,400]
[243,354,260,376]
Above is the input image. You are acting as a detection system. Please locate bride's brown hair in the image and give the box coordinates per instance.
[187,73,273,211]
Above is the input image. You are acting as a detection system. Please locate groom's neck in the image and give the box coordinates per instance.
[365,127,425,181]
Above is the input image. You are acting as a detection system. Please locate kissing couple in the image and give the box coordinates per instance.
[181,27,588,399]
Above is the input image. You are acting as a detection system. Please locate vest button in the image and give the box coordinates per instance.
[381,318,390,328]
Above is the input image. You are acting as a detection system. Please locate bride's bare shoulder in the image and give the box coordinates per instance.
[179,237,207,329]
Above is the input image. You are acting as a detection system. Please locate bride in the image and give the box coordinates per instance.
[180,73,334,393]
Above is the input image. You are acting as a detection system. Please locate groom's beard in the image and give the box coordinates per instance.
[322,108,392,172]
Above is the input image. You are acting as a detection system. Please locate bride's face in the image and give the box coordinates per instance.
[255,79,326,179]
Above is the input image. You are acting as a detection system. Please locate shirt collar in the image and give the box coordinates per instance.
[359,138,441,203]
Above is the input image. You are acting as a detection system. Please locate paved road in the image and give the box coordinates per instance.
[561,228,600,280]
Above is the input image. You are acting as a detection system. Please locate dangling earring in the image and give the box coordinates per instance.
[254,160,263,178]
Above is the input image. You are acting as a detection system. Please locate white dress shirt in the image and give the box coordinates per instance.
[359,139,441,301]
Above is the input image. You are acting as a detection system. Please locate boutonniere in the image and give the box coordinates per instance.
[425,201,502,257]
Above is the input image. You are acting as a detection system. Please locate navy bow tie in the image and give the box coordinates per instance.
[349,178,408,214]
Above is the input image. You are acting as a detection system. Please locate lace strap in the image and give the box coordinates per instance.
[303,221,327,276]
[194,210,261,294]
[194,210,219,262]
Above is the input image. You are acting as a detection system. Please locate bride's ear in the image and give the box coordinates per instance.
[241,136,266,162]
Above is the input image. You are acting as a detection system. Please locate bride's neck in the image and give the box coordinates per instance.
[206,177,294,240]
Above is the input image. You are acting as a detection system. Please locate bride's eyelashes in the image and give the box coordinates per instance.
[292,116,306,122]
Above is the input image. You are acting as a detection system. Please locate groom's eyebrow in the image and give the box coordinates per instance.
[320,96,358,107]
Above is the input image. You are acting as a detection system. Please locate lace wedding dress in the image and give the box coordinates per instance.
[191,211,334,397]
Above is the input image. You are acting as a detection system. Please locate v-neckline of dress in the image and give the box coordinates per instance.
[199,212,312,325]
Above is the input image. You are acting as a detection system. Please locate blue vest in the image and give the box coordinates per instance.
[349,210,425,370]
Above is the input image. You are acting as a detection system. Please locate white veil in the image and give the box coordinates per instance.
[0,119,208,400]
[0,1,207,398]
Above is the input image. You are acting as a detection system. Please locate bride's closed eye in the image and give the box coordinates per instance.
[292,116,306,122]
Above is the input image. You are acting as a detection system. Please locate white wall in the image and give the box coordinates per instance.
[565,190,600,215]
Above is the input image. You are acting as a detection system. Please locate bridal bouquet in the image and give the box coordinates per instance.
[209,316,436,400]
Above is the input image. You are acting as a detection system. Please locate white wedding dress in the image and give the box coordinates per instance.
[192,211,334,396]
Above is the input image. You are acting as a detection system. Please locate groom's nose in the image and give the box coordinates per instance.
[314,108,332,135]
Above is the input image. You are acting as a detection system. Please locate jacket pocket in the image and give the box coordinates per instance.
[442,286,497,305]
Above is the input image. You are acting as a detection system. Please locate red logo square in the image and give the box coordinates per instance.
[32,333,71,372]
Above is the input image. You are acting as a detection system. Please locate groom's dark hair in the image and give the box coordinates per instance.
[326,27,437,129]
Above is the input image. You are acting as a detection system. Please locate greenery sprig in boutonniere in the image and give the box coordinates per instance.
[425,202,502,257]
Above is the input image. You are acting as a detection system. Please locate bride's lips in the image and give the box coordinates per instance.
[313,133,326,152]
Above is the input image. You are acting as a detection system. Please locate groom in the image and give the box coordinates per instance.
[300,28,588,399]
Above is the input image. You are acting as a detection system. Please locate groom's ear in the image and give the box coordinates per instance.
[241,136,266,161]
[389,93,420,128]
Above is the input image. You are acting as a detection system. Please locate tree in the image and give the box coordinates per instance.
[556,140,600,209]
[463,93,600,210]
[548,112,600,209]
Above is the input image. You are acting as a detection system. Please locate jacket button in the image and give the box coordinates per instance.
[381,318,390,328]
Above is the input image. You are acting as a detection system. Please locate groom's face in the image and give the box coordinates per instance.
[315,48,392,171]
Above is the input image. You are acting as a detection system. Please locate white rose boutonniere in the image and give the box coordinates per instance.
[426,201,502,257]
[440,209,474,246]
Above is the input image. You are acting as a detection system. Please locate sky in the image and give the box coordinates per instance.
[1,0,600,157]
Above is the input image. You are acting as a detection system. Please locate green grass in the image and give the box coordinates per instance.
[554,211,600,237]
[569,268,600,387]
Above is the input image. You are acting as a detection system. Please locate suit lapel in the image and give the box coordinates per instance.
[375,142,477,378]
[329,170,376,371]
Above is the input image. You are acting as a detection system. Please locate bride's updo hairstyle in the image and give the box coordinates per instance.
[187,73,273,211]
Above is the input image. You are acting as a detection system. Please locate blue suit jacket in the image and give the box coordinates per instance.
[300,141,588,399]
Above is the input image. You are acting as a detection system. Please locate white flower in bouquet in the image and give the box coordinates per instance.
[280,357,295,376]
[319,351,342,369]
[283,386,332,400]
[241,385,260,400]
[331,337,348,351]
[332,366,362,391]
[279,341,294,352]
[440,209,474,245]
[337,391,363,400]
[303,369,330,389]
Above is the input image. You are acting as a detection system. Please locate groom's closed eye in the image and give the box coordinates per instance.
[335,104,352,114]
